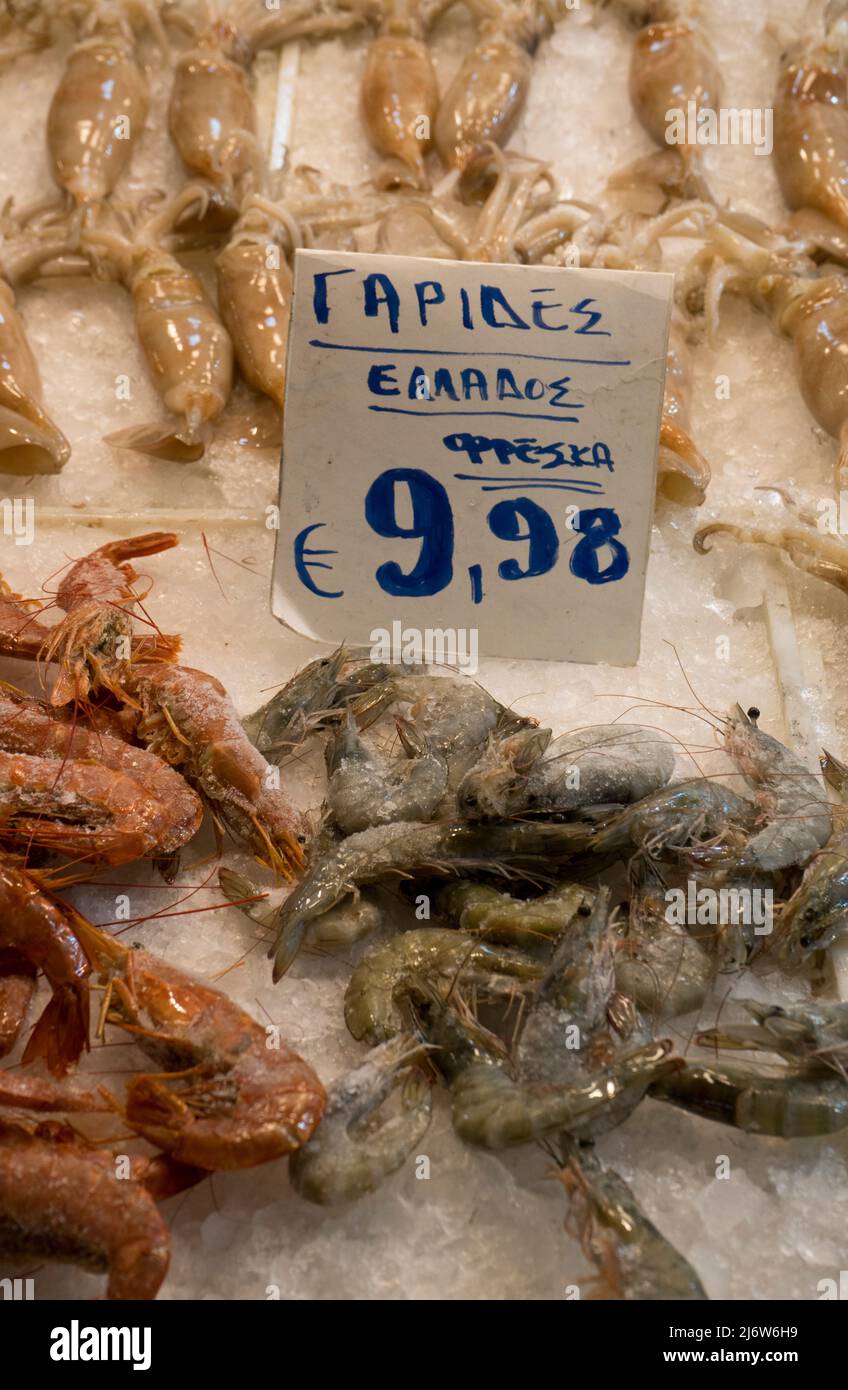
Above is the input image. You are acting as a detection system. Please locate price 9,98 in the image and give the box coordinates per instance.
[361,467,630,601]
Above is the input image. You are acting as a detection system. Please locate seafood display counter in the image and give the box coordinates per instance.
[1,0,848,1304]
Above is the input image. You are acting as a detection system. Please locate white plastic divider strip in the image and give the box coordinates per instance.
[270,42,300,173]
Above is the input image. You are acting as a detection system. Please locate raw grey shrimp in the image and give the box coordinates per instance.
[588,778,758,865]
[358,667,531,767]
[46,1,163,223]
[271,817,593,979]
[615,860,713,1020]
[651,1059,848,1137]
[770,829,848,967]
[459,723,675,820]
[81,189,235,461]
[0,857,92,1076]
[219,867,385,949]
[456,722,550,819]
[242,647,348,753]
[436,879,594,946]
[242,646,390,759]
[41,530,180,706]
[361,0,440,188]
[417,991,678,1149]
[289,1036,432,1205]
[344,926,546,1044]
[515,889,618,1085]
[325,711,448,834]
[433,0,550,170]
[515,889,662,1137]
[698,999,848,1078]
[705,705,832,874]
[0,1121,171,1300]
[554,1143,708,1301]
[80,920,327,1169]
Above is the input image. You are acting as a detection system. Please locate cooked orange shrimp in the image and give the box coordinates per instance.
[0,576,56,662]
[0,749,198,865]
[127,660,307,878]
[0,950,36,1059]
[42,530,179,707]
[0,858,91,1075]
[0,1120,171,1299]
[46,1,164,223]
[79,921,326,1169]
[0,688,203,857]
[28,532,305,876]
[81,190,235,461]
[0,1070,109,1113]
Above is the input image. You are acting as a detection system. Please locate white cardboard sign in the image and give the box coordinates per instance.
[273,249,672,664]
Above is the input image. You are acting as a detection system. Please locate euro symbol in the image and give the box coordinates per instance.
[294,523,343,598]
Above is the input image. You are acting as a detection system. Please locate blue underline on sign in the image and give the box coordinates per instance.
[368,407,583,422]
[453,474,605,492]
[309,339,630,368]
[454,479,605,494]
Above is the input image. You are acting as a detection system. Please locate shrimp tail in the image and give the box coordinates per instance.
[271,916,308,982]
[104,422,207,464]
[22,984,90,1076]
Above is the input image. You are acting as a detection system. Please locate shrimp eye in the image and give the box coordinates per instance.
[803,907,817,922]
[800,934,815,949]
[464,794,478,808]
[297,834,307,844]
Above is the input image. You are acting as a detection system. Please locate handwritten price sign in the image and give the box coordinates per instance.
[273,249,672,663]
